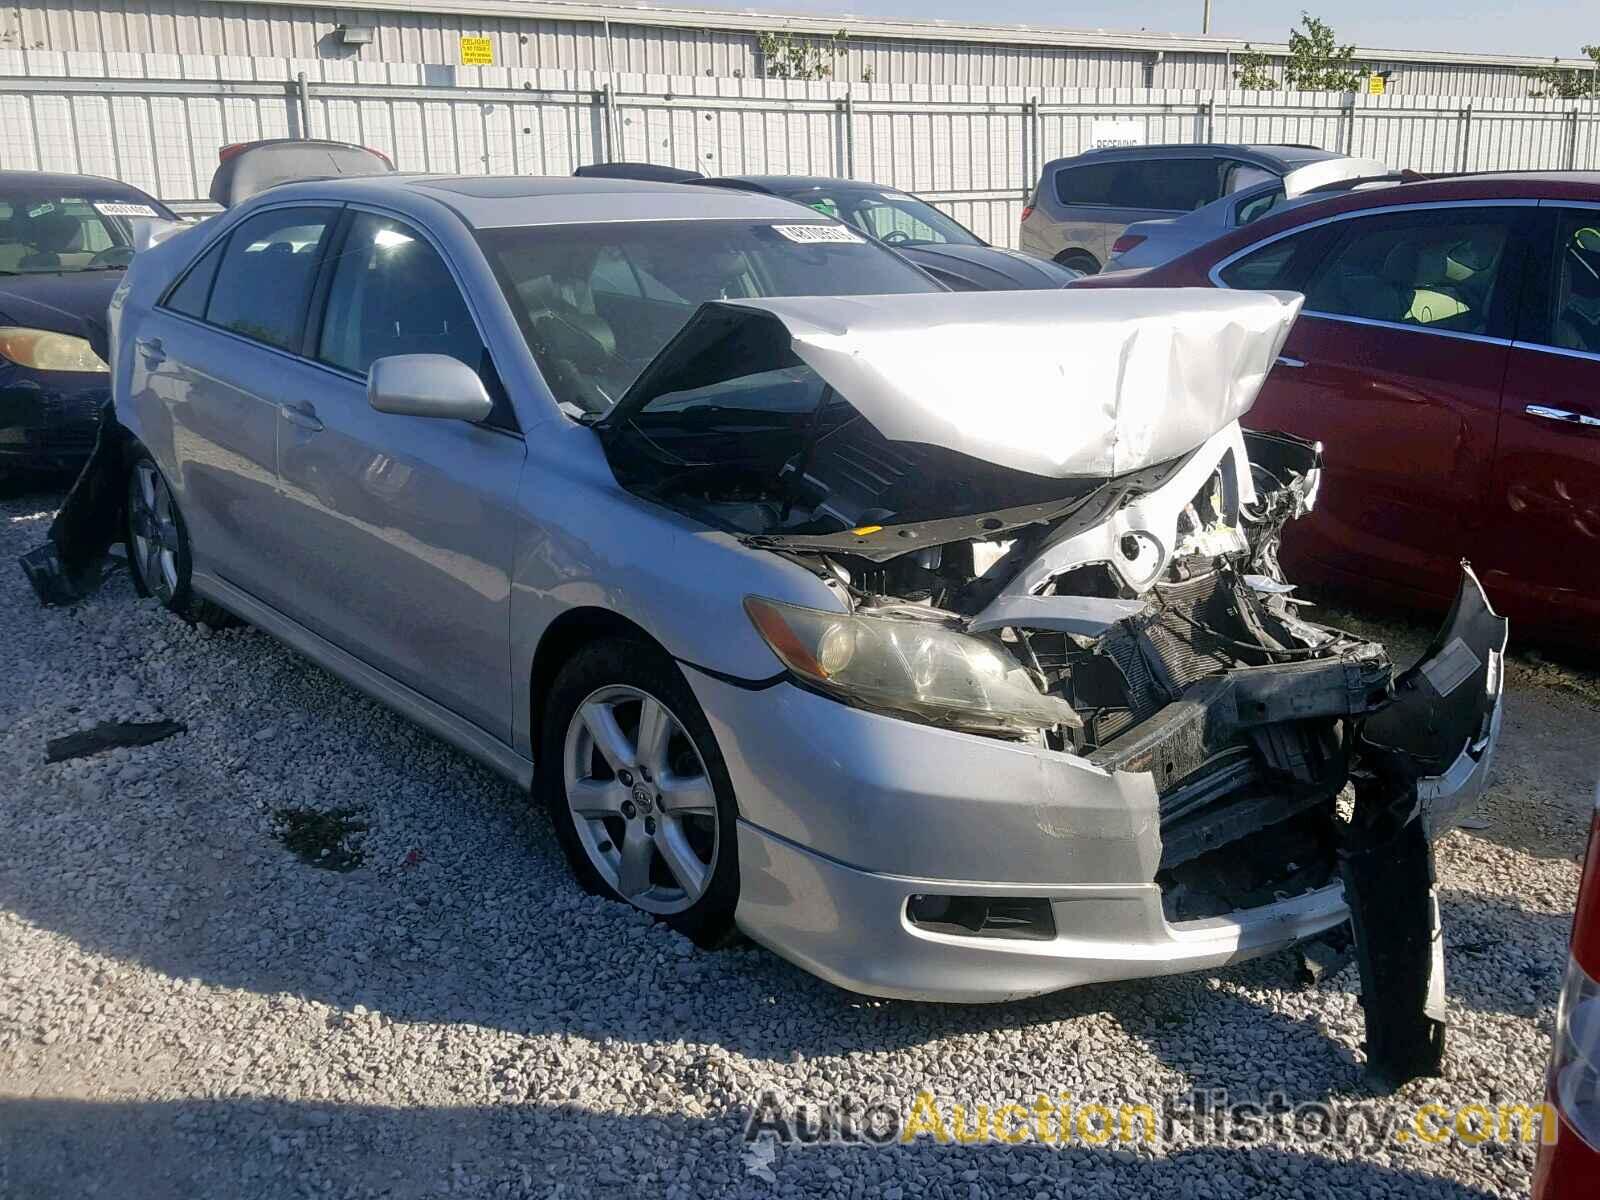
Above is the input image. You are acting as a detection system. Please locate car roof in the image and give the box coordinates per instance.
[1250,169,1600,226]
[1044,144,1338,172]
[0,169,163,198]
[706,175,902,194]
[238,173,822,229]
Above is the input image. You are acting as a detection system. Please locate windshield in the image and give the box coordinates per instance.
[779,186,984,248]
[478,219,939,416]
[0,191,169,275]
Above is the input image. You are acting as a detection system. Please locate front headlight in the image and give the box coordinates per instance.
[745,596,1079,738]
[0,327,109,373]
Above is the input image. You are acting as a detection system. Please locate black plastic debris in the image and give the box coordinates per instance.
[46,719,187,763]
[19,398,129,607]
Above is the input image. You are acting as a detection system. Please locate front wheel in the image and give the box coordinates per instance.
[124,451,234,626]
[539,638,739,947]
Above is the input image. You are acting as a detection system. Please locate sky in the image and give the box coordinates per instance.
[679,1,1593,60]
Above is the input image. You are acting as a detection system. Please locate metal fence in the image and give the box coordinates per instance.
[2,50,1597,247]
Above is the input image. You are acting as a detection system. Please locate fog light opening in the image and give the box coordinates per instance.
[906,894,1056,941]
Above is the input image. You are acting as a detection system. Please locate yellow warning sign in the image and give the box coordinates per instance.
[1367,74,1386,95]
[459,36,494,66]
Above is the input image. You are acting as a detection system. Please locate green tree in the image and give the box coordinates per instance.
[1282,12,1367,91]
[1526,46,1600,98]
[757,28,849,80]
[1233,43,1277,89]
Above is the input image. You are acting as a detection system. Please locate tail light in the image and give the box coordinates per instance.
[1020,206,1034,222]
[218,142,247,163]
[368,147,396,170]
[1111,234,1147,255]
[1534,798,1600,1197]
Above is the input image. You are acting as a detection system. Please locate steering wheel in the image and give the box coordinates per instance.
[88,246,135,268]
[880,230,912,246]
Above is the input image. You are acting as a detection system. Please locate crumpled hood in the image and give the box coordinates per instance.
[0,272,121,340]
[716,288,1303,478]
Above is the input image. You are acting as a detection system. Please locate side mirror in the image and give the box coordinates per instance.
[368,354,493,423]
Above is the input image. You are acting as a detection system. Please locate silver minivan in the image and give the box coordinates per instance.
[1019,144,1360,274]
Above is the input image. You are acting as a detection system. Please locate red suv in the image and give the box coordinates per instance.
[1076,173,1600,648]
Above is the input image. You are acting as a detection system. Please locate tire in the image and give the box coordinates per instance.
[1055,250,1101,276]
[538,636,740,948]
[123,450,236,627]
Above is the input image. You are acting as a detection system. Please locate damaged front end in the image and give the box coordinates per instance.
[599,290,1508,1084]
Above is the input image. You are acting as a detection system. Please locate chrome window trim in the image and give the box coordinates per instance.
[1295,310,1514,348]
[1511,339,1600,365]
[1206,197,1540,288]
[1536,199,1600,211]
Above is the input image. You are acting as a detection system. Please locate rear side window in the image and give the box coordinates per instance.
[1300,209,1519,336]
[204,207,336,351]
[164,239,225,319]
[1054,158,1230,212]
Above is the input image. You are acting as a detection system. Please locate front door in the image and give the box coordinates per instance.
[1239,205,1527,602]
[1486,203,1600,641]
[272,209,526,742]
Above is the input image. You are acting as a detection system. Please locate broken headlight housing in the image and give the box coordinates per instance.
[744,596,1078,738]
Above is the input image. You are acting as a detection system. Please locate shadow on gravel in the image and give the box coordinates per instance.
[0,1095,1508,1200]
[1438,887,1572,1020]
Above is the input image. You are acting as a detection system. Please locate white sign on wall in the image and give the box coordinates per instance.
[1089,119,1145,149]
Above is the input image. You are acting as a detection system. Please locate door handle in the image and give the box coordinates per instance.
[280,401,324,432]
[135,336,165,363]
[1526,404,1600,429]
[1275,354,1307,369]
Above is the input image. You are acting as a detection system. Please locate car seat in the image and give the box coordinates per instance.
[16,211,83,270]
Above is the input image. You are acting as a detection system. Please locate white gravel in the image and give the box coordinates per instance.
[1,484,1594,1199]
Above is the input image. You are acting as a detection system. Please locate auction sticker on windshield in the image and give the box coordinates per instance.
[771,224,866,244]
[93,201,160,218]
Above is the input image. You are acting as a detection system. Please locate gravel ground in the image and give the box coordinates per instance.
[1,483,1595,1200]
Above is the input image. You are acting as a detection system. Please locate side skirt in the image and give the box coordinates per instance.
[195,570,534,791]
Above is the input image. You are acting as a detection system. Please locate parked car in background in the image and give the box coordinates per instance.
[59,172,1501,1028]
[1532,784,1600,1198]
[1074,171,1600,649]
[697,175,1085,290]
[208,138,394,208]
[1101,158,1395,273]
[700,176,1075,291]
[0,171,178,482]
[1021,144,1383,274]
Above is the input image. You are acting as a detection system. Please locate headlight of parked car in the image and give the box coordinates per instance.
[0,327,109,373]
[744,595,1079,738]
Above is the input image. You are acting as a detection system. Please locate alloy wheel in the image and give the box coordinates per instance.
[562,684,720,915]
[129,460,180,603]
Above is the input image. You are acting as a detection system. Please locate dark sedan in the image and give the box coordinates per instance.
[698,175,1082,290]
[0,172,178,480]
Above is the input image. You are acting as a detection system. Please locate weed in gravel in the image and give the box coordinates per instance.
[271,806,369,871]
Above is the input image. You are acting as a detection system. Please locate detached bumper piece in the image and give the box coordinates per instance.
[18,399,126,607]
[1344,564,1508,1088]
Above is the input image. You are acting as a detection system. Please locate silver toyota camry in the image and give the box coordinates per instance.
[95,174,1506,1025]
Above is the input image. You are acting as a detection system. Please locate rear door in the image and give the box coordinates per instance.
[273,207,526,742]
[1486,203,1600,640]
[135,204,339,601]
[1218,203,1529,601]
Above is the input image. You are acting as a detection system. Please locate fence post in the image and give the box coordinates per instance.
[1456,104,1473,171]
[843,90,855,178]
[296,71,312,140]
[1202,98,1214,141]
[598,82,614,162]
[1343,94,1356,155]
[1567,107,1581,169]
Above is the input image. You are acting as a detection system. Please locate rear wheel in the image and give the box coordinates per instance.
[124,452,234,626]
[1055,250,1100,275]
[539,637,739,947]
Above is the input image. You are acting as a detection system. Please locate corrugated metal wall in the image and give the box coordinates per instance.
[0,0,1579,100]
[3,50,1596,248]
